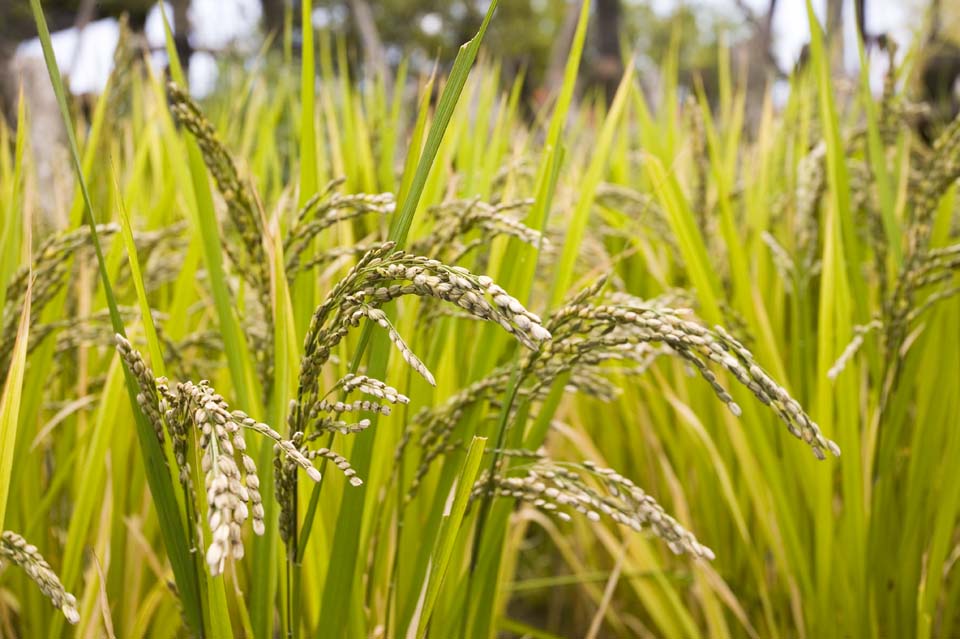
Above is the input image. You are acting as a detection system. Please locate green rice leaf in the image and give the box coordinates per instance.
[0,270,29,529]
[412,436,487,638]
[28,2,205,635]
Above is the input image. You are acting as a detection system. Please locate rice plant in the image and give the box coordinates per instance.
[2,1,960,637]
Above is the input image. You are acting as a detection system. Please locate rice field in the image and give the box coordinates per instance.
[2,1,960,637]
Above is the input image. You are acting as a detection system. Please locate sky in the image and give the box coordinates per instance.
[15,0,923,97]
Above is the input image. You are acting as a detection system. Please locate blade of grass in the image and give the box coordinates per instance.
[549,62,634,307]
[0,89,26,305]
[311,5,499,636]
[856,31,900,268]
[160,6,262,414]
[158,33,267,629]
[111,165,164,373]
[266,219,300,638]
[644,154,724,322]
[412,436,487,638]
[390,1,499,247]
[111,165,234,639]
[293,0,317,340]
[464,6,593,635]
[510,0,591,305]
[0,262,29,530]
[0,90,29,532]
[28,1,205,634]
[805,2,861,631]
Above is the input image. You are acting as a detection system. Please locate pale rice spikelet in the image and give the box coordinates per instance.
[471,461,715,560]
[1,531,79,624]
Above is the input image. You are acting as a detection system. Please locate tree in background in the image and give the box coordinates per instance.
[592,0,624,101]
[303,0,755,106]
[915,0,960,142]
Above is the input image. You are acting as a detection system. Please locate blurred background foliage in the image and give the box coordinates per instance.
[1,0,957,121]
[0,0,839,112]
[1,0,958,117]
